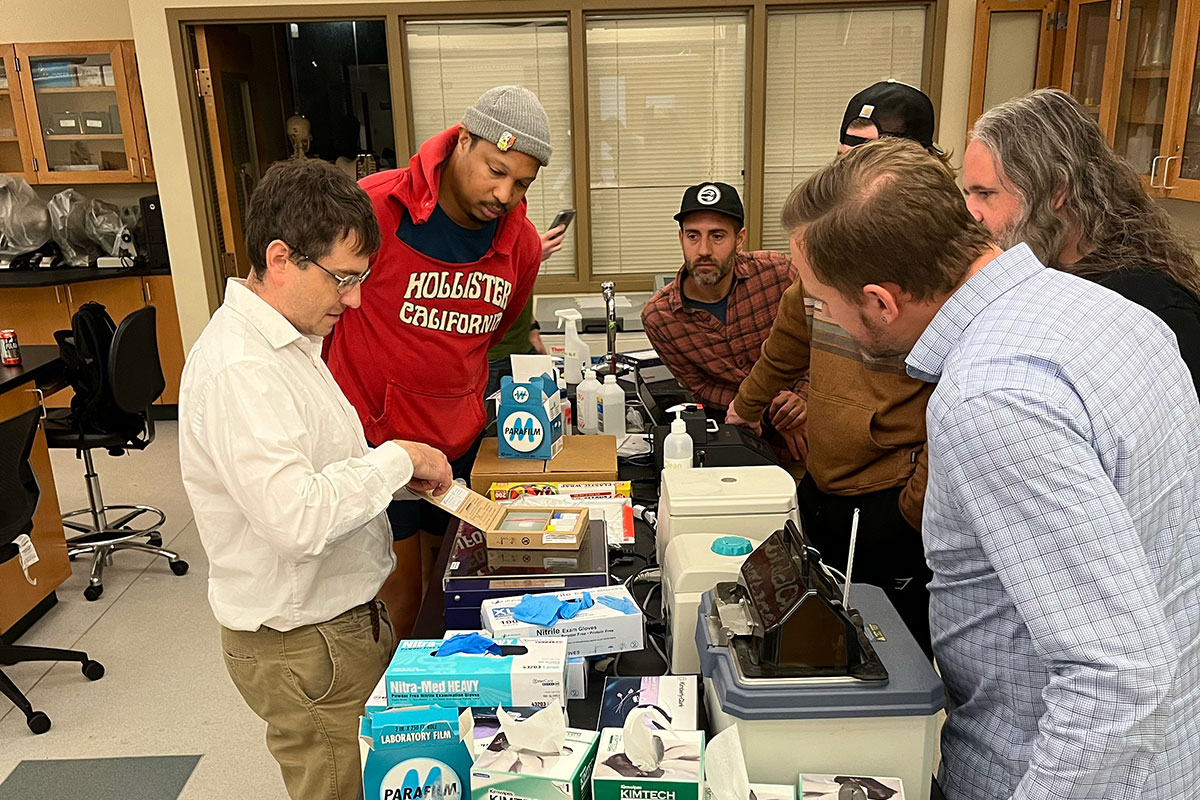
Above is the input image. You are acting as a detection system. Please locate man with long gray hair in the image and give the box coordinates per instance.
[965,88,1200,388]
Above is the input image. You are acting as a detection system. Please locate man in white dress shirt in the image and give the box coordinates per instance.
[179,158,453,800]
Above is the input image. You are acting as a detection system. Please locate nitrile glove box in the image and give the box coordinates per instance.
[445,629,588,700]
[472,727,600,800]
[498,374,564,460]
[598,676,699,730]
[481,586,645,658]
[592,728,706,800]
[385,636,568,708]
[360,706,474,800]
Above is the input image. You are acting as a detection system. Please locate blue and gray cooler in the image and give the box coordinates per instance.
[696,524,944,800]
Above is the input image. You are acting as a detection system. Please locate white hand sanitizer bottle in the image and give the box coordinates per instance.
[577,368,602,434]
[663,409,693,469]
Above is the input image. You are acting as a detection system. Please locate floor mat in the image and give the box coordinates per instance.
[0,755,201,800]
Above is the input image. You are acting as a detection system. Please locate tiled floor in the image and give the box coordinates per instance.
[0,422,290,799]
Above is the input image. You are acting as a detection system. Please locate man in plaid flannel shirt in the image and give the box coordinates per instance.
[640,182,807,455]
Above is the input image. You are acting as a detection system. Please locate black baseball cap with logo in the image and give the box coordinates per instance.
[674,182,745,228]
[840,80,940,153]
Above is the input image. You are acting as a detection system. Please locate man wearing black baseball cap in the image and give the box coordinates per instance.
[641,182,806,449]
[839,80,946,162]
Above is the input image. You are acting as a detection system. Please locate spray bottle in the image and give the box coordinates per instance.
[662,409,694,469]
[555,308,590,385]
[577,368,602,434]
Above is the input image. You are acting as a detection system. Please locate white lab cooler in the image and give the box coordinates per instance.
[697,585,944,800]
[656,465,799,564]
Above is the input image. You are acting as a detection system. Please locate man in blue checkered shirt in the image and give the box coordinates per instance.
[780,137,1200,799]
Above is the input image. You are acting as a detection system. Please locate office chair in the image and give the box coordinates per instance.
[44,305,188,601]
[0,405,105,734]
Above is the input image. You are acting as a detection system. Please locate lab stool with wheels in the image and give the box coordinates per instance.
[44,304,188,601]
[0,406,106,734]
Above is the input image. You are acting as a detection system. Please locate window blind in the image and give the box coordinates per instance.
[587,15,747,276]
[763,8,927,251]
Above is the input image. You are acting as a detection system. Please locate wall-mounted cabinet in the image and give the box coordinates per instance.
[1,40,155,184]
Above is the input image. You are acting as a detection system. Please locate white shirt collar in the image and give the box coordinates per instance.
[222,278,323,354]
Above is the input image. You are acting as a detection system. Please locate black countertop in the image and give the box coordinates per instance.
[0,344,63,395]
[0,266,171,289]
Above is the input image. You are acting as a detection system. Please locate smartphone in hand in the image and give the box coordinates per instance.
[550,209,576,232]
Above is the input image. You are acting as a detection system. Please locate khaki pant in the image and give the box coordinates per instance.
[221,601,395,800]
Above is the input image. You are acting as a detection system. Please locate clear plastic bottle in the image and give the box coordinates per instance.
[599,374,626,436]
[577,368,602,434]
[662,410,693,469]
[555,308,590,385]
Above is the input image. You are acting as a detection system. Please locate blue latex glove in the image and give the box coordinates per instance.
[512,592,596,625]
[512,594,565,626]
[434,632,502,657]
[558,591,594,620]
[597,594,639,615]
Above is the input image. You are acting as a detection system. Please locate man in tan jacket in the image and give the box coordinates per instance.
[726,81,944,658]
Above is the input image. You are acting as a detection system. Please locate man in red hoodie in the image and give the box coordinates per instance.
[325,86,550,634]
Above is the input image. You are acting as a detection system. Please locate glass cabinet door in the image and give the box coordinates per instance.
[0,46,34,178]
[17,43,140,182]
[1112,0,1179,178]
[1066,0,1113,122]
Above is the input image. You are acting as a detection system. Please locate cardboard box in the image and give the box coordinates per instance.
[498,374,564,461]
[472,436,618,490]
[360,706,474,800]
[482,586,645,659]
[385,636,568,708]
[422,483,589,550]
[797,775,903,800]
[598,676,699,731]
[593,728,705,800]
[487,481,632,501]
[472,728,600,800]
[80,110,111,134]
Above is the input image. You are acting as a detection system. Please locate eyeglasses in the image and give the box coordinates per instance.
[284,243,370,294]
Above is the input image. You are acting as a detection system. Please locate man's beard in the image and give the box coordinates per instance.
[687,254,735,287]
[854,311,908,359]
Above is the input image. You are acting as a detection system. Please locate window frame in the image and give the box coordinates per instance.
[173,0,945,299]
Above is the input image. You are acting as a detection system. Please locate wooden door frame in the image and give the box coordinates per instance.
[1061,0,1117,109]
[1160,0,1200,196]
[968,0,1058,127]
[14,40,143,184]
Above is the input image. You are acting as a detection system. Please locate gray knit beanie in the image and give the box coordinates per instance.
[462,86,552,166]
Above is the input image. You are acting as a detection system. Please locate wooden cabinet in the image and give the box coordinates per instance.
[1,40,155,184]
[0,385,71,635]
[0,285,72,345]
[0,45,37,179]
[0,274,185,407]
[142,276,184,405]
[1060,0,1200,196]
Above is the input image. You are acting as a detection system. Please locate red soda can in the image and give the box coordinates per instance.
[1,329,21,366]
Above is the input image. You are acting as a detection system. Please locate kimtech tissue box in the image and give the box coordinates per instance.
[704,786,794,800]
[481,586,645,659]
[592,727,705,800]
[598,676,699,731]
[498,373,564,460]
[360,706,475,800]
[472,727,600,800]
[797,775,903,800]
[385,637,568,708]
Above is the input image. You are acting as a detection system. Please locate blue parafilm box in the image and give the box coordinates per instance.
[360,706,474,800]
[498,373,564,460]
[385,636,568,708]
